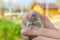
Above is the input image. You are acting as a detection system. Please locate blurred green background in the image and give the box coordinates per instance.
[0,0,60,40]
[0,19,24,40]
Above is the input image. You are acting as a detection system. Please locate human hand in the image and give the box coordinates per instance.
[21,11,60,40]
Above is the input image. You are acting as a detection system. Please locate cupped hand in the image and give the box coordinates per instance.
[21,11,60,40]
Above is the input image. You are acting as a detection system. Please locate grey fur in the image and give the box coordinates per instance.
[26,13,43,29]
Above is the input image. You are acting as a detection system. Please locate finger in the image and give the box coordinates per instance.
[21,28,60,39]
[21,12,32,28]
[38,13,56,30]
[33,36,56,40]
[21,11,56,29]
[21,35,29,40]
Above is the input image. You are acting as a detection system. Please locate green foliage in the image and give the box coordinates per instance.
[0,19,24,40]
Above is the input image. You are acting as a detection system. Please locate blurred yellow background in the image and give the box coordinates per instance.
[0,0,60,40]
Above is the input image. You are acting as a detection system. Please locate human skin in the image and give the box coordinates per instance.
[21,11,60,40]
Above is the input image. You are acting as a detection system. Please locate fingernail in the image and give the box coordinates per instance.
[21,29,30,35]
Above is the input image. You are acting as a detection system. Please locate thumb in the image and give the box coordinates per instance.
[21,28,43,37]
[21,28,60,39]
[21,28,32,36]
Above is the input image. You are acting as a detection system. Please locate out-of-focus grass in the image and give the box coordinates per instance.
[0,19,24,40]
